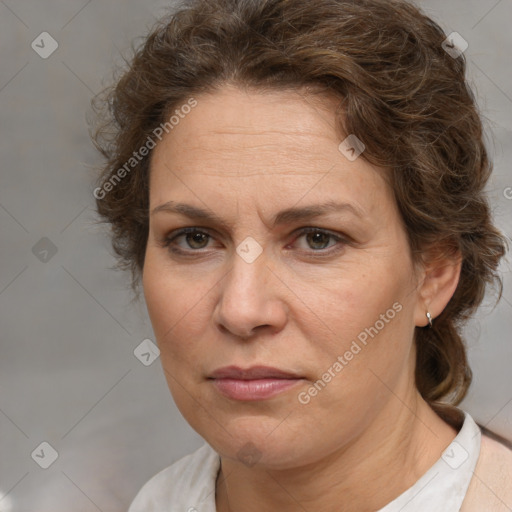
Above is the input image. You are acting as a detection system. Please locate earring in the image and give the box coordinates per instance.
[426,311,433,328]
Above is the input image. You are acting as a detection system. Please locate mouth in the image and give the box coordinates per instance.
[208,365,305,401]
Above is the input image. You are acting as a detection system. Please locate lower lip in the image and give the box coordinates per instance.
[211,378,302,401]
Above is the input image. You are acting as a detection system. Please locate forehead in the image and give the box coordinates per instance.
[148,86,392,219]
[151,85,342,165]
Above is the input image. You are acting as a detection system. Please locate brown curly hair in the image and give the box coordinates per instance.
[90,0,507,406]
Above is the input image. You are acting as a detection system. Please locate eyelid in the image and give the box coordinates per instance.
[290,226,347,241]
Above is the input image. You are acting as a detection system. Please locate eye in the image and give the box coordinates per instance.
[291,227,347,253]
[160,226,348,257]
[161,227,214,254]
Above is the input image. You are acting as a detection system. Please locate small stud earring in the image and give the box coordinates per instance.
[426,311,433,328]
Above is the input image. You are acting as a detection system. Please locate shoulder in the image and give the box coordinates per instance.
[461,431,512,511]
[128,443,220,512]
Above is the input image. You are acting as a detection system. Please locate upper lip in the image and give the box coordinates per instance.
[209,365,302,380]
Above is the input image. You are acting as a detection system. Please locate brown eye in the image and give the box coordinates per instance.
[162,228,213,254]
[305,231,332,250]
[293,228,345,252]
[184,231,210,249]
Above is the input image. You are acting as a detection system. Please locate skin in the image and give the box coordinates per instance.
[143,85,462,512]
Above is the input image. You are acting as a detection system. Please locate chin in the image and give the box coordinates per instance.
[197,419,318,470]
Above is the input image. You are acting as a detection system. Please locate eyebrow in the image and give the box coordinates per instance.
[150,200,365,229]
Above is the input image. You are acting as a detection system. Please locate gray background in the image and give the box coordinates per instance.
[0,0,511,510]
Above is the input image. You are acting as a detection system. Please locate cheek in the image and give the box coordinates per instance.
[298,253,410,345]
[142,256,209,416]
[294,249,416,394]
[142,252,189,355]
[142,250,216,368]
[142,258,175,339]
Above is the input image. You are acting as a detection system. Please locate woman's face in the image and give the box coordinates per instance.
[143,86,425,468]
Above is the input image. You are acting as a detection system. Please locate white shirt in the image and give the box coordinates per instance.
[128,411,511,511]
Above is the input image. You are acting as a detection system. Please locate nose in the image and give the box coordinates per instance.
[213,249,288,340]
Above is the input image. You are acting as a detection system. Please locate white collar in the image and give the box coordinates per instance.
[377,410,481,511]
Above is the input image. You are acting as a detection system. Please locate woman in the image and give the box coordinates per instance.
[91,0,512,510]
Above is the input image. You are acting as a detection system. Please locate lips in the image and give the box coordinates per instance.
[209,365,302,380]
[208,366,304,401]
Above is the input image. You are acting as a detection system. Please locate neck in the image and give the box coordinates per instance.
[215,390,457,512]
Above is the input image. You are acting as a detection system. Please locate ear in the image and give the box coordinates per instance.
[413,247,462,327]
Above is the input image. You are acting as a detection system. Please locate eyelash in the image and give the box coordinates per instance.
[160,226,349,258]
